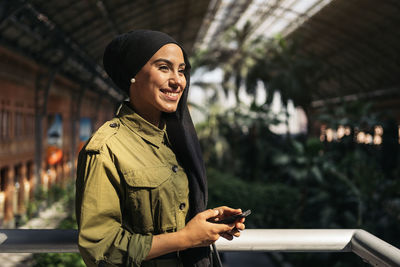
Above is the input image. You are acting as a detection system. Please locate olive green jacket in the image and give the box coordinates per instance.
[76,103,189,267]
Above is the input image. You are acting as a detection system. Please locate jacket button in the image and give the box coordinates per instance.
[172,165,178,173]
[109,122,118,128]
[179,203,186,210]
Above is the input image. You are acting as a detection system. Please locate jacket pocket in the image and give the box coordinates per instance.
[124,165,172,188]
[123,165,174,234]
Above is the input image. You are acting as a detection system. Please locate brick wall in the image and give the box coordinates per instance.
[0,46,116,227]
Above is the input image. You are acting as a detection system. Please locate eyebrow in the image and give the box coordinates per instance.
[152,58,186,68]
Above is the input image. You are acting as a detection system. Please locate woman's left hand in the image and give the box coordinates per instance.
[211,206,246,240]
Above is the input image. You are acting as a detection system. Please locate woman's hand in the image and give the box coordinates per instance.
[147,207,246,259]
[211,206,246,240]
[180,209,236,248]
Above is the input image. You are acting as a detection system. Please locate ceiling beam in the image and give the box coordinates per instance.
[0,0,26,27]
[85,0,120,35]
[5,2,123,100]
[193,0,222,51]
[203,0,252,51]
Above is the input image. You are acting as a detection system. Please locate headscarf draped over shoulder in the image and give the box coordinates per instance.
[103,30,210,267]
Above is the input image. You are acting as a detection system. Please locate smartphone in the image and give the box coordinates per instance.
[214,209,251,224]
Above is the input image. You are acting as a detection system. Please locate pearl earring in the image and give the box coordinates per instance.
[130,78,136,84]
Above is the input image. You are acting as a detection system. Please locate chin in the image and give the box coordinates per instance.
[162,107,178,113]
[159,103,179,113]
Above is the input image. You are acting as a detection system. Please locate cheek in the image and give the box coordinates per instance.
[181,76,187,90]
[152,74,169,88]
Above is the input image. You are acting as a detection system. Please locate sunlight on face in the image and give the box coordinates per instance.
[129,43,186,125]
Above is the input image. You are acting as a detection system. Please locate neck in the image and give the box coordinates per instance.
[128,101,162,128]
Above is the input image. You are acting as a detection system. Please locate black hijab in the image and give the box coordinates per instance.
[103,30,210,267]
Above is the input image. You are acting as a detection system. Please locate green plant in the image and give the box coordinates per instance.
[207,168,301,228]
[32,181,83,267]
[33,252,85,267]
[197,96,399,266]
[192,21,267,106]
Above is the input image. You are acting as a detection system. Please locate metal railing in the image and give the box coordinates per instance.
[216,229,400,266]
[1,229,399,266]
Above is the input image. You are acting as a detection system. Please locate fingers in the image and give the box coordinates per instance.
[235,222,245,231]
[214,206,242,217]
[185,208,247,248]
[198,209,236,232]
[221,228,241,240]
[221,222,245,240]
[232,231,240,237]
[215,222,236,233]
[230,228,241,237]
[201,209,220,220]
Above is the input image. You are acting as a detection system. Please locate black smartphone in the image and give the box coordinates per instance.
[214,209,251,224]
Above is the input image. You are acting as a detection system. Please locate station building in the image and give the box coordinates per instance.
[0,0,399,227]
[0,45,116,227]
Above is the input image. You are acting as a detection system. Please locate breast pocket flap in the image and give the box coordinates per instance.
[124,166,172,188]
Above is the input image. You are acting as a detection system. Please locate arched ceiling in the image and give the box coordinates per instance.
[0,0,214,100]
[289,0,400,108]
[0,0,399,108]
[195,0,400,108]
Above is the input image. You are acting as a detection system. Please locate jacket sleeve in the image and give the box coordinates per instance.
[76,149,153,267]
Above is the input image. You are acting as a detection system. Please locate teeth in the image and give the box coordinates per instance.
[164,92,178,97]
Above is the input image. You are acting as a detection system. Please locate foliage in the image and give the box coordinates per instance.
[32,181,84,267]
[192,21,267,105]
[193,23,328,135]
[246,37,327,111]
[192,21,399,266]
[197,104,285,181]
[207,168,301,228]
[26,186,47,220]
[197,99,400,266]
[317,101,381,131]
[32,252,85,267]
[26,182,68,221]
[193,21,399,265]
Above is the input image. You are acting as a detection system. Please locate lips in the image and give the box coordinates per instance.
[160,89,180,101]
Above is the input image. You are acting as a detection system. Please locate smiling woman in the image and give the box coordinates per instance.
[130,43,187,126]
[75,30,245,267]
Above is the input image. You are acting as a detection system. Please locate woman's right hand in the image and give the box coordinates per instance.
[180,209,236,248]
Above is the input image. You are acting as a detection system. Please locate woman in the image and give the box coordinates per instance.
[75,30,245,267]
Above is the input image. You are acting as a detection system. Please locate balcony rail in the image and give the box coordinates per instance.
[0,229,399,266]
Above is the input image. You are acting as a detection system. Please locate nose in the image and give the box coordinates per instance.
[169,71,185,89]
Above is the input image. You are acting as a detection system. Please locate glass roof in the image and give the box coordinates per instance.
[196,0,334,50]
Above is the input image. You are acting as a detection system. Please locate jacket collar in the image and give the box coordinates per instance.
[117,102,168,148]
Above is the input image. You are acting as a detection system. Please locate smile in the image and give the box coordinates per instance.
[164,91,179,97]
[160,89,181,101]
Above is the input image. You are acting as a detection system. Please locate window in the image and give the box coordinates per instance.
[0,110,10,140]
[15,112,23,138]
[25,113,35,137]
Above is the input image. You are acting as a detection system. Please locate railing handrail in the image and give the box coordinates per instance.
[0,229,77,253]
[0,229,399,266]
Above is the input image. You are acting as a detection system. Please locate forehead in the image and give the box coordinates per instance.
[150,43,185,62]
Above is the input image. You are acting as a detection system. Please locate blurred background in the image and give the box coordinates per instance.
[0,0,399,266]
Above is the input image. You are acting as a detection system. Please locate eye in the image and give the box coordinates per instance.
[158,65,169,71]
[179,68,185,74]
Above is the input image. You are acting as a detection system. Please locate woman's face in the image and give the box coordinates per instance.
[129,43,186,125]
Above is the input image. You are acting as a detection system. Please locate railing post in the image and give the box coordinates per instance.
[351,230,400,266]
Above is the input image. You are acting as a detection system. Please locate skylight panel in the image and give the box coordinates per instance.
[195,0,334,50]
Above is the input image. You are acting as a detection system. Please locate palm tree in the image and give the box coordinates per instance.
[192,21,265,106]
[246,37,327,135]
